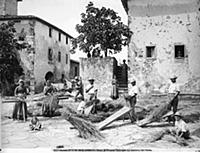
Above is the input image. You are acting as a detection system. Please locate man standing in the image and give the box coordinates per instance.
[85,78,97,101]
[121,59,128,85]
[168,75,180,114]
[125,80,138,123]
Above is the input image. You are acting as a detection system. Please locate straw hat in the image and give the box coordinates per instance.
[75,76,79,80]
[131,79,136,84]
[174,112,182,117]
[18,79,24,84]
[170,74,178,80]
[71,79,76,83]
[88,78,95,82]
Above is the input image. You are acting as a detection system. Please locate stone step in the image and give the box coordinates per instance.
[118,85,128,88]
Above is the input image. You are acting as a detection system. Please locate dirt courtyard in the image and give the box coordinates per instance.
[1,95,200,150]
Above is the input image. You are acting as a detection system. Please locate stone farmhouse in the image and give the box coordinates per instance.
[121,0,200,94]
[0,0,73,93]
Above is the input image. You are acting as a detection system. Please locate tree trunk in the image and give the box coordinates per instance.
[104,50,107,57]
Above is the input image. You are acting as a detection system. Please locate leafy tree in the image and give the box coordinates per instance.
[71,2,133,57]
[0,21,27,95]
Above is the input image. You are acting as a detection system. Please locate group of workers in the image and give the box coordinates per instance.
[126,74,190,139]
[11,76,98,127]
[12,73,190,139]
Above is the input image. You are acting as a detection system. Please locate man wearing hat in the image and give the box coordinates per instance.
[168,75,180,115]
[85,78,98,101]
[173,112,190,139]
[124,79,138,123]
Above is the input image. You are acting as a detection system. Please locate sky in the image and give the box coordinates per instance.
[18,0,128,63]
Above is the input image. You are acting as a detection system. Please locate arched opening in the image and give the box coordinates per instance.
[45,71,54,81]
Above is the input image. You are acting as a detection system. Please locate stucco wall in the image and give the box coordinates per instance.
[127,0,200,94]
[34,21,71,92]
[0,0,18,15]
[80,57,117,99]
[0,18,71,93]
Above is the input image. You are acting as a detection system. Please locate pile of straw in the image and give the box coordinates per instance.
[65,106,110,123]
[63,110,104,139]
[137,93,179,127]
[137,102,170,127]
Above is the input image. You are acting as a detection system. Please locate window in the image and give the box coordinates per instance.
[58,51,61,62]
[58,32,61,41]
[146,46,155,58]
[48,48,53,61]
[49,28,52,37]
[66,36,68,44]
[175,45,185,59]
[66,54,68,64]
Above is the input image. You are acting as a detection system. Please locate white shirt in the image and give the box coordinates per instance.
[86,84,97,95]
[175,119,188,132]
[168,82,180,94]
[128,85,138,96]
[77,101,86,112]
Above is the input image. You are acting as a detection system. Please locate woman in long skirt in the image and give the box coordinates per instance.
[111,75,119,99]
[42,80,58,117]
[12,79,28,121]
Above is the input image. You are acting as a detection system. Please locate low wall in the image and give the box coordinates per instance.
[80,57,117,99]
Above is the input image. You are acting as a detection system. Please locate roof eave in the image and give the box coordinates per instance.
[121,0,128,14]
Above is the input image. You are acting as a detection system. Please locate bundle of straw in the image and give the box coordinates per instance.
[63,111,104,139]
[65,106,109,123]
[137,102,170,127]
[137,93,179,127]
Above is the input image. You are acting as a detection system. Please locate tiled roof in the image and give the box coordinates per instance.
[0,15,73,38]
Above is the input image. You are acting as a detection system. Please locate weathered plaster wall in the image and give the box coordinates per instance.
[0,18,71,93]
[34,21,70,92]
[80,57,117,99]
[127,0,200,94]
[0,0,18,15]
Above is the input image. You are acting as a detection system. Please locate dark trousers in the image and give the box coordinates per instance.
[171,96,179,114]
[178,131,190,139]
[126,96,137,123]
[75,89,84,101]
[167,96,179,123]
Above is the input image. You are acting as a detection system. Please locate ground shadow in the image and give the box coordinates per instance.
[144,122,173,128]
[100,121,132,130]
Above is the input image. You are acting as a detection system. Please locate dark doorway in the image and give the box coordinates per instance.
[45,71,54,81]
[75,67,78,77]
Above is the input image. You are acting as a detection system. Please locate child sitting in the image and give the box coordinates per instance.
[29,116,42,131]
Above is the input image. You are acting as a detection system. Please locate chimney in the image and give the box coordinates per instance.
[0,0,22,16]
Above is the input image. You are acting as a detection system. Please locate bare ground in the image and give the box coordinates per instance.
[1,95,200,150]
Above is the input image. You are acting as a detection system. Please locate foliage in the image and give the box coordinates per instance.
[0,21,27,95]
[71,2,133,57]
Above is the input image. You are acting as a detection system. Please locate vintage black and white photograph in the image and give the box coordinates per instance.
[0,0,200,151]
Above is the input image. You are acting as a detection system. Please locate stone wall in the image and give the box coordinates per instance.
[127,0,200,94]
[80,57,117,99]
[0,0,18,16]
